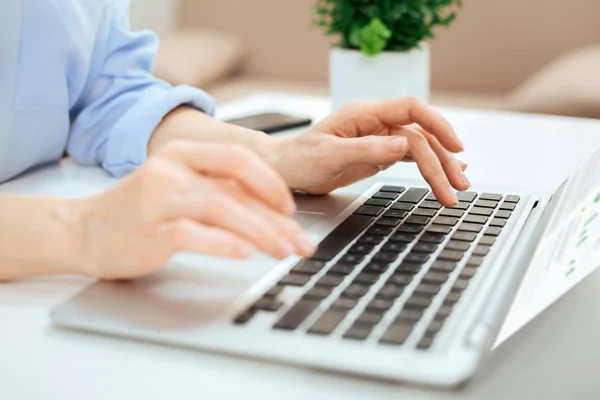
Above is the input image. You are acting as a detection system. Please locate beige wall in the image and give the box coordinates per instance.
[180,0,600,94]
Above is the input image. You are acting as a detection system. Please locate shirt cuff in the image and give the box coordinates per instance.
[102,85,215,178]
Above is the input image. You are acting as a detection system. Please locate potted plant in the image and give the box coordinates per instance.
[313,0,462,110]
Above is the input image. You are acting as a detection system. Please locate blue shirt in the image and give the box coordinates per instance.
[0,0,215,182]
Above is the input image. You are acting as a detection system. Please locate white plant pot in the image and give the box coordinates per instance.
[329,44,430,111]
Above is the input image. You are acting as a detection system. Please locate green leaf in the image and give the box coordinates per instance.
[349,18,392,56]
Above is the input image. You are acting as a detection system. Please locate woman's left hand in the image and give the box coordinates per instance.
[268,98,470,207]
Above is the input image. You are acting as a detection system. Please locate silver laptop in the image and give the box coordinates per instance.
[50,146,600,388]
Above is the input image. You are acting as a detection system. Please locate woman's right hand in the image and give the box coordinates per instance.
[76,141,316,280]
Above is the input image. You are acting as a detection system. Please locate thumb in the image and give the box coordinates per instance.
[329,135,409,168]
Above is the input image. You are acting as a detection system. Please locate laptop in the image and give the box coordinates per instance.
[50,145,600,388]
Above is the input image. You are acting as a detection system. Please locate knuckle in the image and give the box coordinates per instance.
[407,96,427,108]
[411,130,429,146]
[159,140,191,158]
[201,194,232,220]
[226,145,255,166]
[170,219,192,248]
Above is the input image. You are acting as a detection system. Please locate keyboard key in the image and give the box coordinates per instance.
[372,191,398,200]
[495,210,512,219]
[478,236,496,246]
[422,272,449,285]
[457,223,482,233]
[438,250,464,262]
[425,193,437,201]
[445,240,470,251]
[280,273,311,286]
[342,284,370,299]
[405,215,430,225]
[500,202,516,211]
[265,285,283,298]
[485,227,502,236]
[451,202,470,210]
[470,207,493,217]
[382,241,408,253]
[419,233,446,244]
[504,195,520,203]
[234,309,256,324]
[372,251,399,263]
[316,275,344,287]
[467,256,484,267]
[380,323,414,345]
[331,298,358,310]
[490,218,506,227]
[445,292,462,304]
[364,262,390,274]
[426,320,445,335]
[435,305,453,320]
[355,312,383,326]
[430,261,456,273]
[312,215,374,261]
[343,325,372,340]
[368,226,393,236]
[480,193,503,201]
[396,223,423,234]
[397,188,429,203]
[380,185,406,193]
[396,309,423,322]
[377,284,404,299]
[273,299,320,330]
[354,272,379,285]
[389,232,417,243]
[457,192,477,202]
[367,298,395,311]
[375,217,401,227]
[358,234,384,245]
[417,336,434,350]
[308,310,347,335]
[452,232,478,242]
[464,214,488,225]
[414,284,440,297]
[420,200,442,210]
[452,278,470,292]
[413,208,437,217]
[426,224,452,234]
[405,252,430,264]
[395,263,422,274]
[348,243,375,254]
[472,245,490,256]
[292,260,326,275]
[354,205,384,217]
[304,287,332,299]
[383,209,408,219]
[460,267,478,279]
[328,263,355,275]
[474,200,498,209]
[365,198,392,207]
[440,208,464,218]
[390,202,414,211]
[387,274,413,286]
[340,254,365,264]
[433,216,459,226]
[405,296,431,310]
[412,242,438,253]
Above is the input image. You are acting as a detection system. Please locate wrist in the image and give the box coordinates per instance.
[62,197,95,277]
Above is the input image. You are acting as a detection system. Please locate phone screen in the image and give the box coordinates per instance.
[225,113,312,134]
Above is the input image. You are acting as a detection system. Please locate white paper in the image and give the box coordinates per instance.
[495,146,600,348]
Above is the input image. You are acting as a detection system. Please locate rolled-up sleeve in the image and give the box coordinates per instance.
[67,0,215,177]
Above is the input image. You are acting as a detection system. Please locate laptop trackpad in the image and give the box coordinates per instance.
[294,193,358,231]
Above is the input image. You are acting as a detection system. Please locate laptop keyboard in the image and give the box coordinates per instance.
[234,186,520,350]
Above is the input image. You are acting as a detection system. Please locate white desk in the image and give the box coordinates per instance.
[2,93,600,399]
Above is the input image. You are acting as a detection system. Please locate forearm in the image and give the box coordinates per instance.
[148,106,282,164]
[0,195,84,281]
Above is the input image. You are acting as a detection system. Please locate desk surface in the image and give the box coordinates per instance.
[2,93,600,399]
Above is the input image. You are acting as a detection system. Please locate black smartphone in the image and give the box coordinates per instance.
[225,112,312,134]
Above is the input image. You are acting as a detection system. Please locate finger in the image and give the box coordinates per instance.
[459,161,468,171]
[391,126,458,206]
[169,219,256,259]
[412,125,470,191]
[326,134,409,169]
[243,195,316,257]
[173,193,297,259]
[317,98,463,153]
[159,141,295,215]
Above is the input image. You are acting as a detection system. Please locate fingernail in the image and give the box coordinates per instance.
[388,137,407,152]
[237,243,255,258]
[283,201,297,215]
[460,170,471,187]
[449,188,458,205]
[278,239,295,258]
[295,233,317,256]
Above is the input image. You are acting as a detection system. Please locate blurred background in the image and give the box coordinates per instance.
[131,0,600,119]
